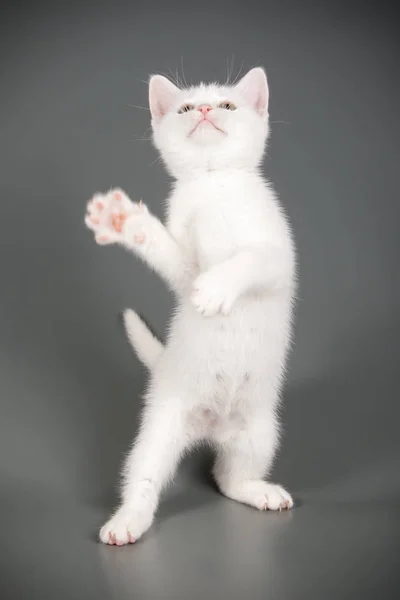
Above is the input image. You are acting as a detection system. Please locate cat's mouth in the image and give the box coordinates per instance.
[189,118,225,137]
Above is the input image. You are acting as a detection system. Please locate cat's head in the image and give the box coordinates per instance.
[149,68,269,177]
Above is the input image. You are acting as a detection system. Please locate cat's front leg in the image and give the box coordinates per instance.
[191,268,238,317]
[84,188,188,292]
[191,247,293,316]
[190,251,256,317]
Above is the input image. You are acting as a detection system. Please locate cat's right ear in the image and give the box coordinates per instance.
[149,75,179,121]
[235,67,269,117]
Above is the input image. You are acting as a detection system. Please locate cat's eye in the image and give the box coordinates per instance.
[218,101,237,111]
[178,104,195,114]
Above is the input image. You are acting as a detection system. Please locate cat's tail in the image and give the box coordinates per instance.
[123,309,164,369]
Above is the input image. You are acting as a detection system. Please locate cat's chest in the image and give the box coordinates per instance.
[168,178,250,268]
[193,200,239,267]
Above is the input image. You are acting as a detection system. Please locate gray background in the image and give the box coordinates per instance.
[1,0,399,598]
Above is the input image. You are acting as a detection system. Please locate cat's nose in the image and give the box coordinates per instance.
[198,104,212,116]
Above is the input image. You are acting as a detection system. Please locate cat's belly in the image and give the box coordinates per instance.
[154,293,291,397]
[183,364,255,441]
[186,403,248,442]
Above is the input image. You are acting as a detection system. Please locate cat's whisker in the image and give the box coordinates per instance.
[131,126,153,143]
[225,54,236,86]
[130,136,153,143]
[127,104,150,111]
[232,61,245,85]
[166,68,183,89]
[131,132,151,138]
[148,155,163,167]
[180,56,189,88]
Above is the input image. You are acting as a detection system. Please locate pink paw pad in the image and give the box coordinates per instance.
[134,233,146,244]
[114,191,122,201]
[111,213,127,233]
[96,234,109,243]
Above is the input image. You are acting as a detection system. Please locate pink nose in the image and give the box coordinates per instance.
[198,104,212,116]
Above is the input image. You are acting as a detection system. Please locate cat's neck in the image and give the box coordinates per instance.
[172,165,260,183]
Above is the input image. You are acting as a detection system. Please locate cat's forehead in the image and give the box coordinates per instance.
[177,83,239,105]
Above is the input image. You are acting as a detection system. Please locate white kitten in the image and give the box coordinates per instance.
[85,67,296,545]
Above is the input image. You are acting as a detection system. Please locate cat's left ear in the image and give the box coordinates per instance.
[235,67,269,117]
[149,75,179,121]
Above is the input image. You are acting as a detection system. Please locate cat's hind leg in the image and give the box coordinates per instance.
[99,388,191,545]
[213,404,293,511]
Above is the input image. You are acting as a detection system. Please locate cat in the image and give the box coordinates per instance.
[85,67,297,545]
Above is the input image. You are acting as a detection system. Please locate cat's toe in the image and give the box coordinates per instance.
[99,506,154,546]
[85,194,106,230]
[191,283,225,316]
[191,290,221,316]
[262,483,293,511]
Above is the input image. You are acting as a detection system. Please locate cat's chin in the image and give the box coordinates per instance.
[190,119,225,135]
[189,125,226,146]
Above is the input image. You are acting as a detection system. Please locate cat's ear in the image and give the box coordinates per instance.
[235,67,269,116]
[149,75,179,121]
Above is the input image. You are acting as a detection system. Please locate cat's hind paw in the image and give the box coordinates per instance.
[219,480,294,511]
[99,505,154,546]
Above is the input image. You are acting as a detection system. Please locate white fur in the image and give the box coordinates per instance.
[123,309,163,369]
[85,67,296,545]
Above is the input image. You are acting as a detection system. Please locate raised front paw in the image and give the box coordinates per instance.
[84,188,147,246]
[191,272,236,317]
